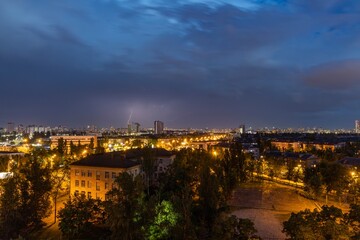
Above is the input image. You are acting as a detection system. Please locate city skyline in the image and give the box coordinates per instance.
[1,1,360,128]
[2,120,360,132]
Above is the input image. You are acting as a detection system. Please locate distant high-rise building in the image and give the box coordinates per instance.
[154,120,164,135]
[239,124,245,134]
[356,120,360,133]
[16,124,25,133]
[134,122,140,133]
[7,122,14,133]
[127,122,141,134]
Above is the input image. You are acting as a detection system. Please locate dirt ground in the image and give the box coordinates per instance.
[229,181,348,240]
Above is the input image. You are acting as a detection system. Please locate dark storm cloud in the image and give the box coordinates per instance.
[304,60,360,90]
[1,0,360,128]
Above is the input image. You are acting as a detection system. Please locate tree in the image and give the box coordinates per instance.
[69,141,76,156]
[267,156,285,179]
[89,138,95,151]
[304,167,323,198]
[147,200,179,240]
[57,138,66,156]
[160,149,199,239]
[195,154,222,237]
[283,205,350,240]
[18,156,52,228]
[51,160,68,223]
[0,176,23,239]
[58,196,107,239]
[106,172,146,240]
[213,215,259,240]
[346,204,360,238]
[0,155,52,238]
[229,142,248,182]
[220,149,238,198]
[170,185,197,240]
[141,147,157,195]
[319,162,348,204]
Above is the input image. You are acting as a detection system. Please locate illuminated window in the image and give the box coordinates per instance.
[75,180,79,187]
[105,183,109,189]
[112,172,116,179]
[96,182,100,191]
[81,180,85,187]
[96,171,100,180]
[75,170,80,176]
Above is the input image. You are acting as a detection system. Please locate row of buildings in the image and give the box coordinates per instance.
[1,120,166,136]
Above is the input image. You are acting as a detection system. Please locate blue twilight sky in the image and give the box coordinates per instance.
[1,0,360,129]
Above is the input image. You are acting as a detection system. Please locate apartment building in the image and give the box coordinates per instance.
[70,152,141,200]
[50,135,98,150]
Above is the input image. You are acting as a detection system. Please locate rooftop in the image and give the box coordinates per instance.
[338,157,360,167]
[71,152,140,169]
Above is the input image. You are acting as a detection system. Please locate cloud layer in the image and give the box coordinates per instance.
[1,0,360,129]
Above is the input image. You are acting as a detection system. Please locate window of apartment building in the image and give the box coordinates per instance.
[96,171,100,180]
[87,170,92,177]
[81,191,85,197]
[75,170,80,176]
[81,180,85,187]
[159,159,163,164]
[105,182,109,190]
[87,181,92,188]
[105,193,109,201]
[105,171,109,178]
[112,172,116,179]
[96,182,100,191]
[74,190,79,196]
[81,170,86,177]
[75,180,79,187]
[87,192,92,199]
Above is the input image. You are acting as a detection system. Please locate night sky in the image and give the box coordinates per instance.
[1,0,360,129]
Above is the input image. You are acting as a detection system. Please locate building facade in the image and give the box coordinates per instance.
[154,121,164,135]
[70,152,141,200]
